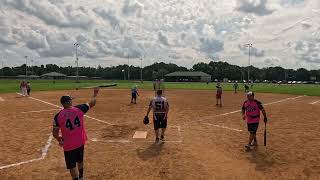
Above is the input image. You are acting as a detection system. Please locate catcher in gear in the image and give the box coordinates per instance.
[145,90,169,142]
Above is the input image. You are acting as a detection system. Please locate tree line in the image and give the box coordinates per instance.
[1,61,319,81]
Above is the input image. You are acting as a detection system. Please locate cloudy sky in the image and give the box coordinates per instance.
[0,0,319,69]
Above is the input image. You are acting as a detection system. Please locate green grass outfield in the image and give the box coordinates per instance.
[0,79,319,96]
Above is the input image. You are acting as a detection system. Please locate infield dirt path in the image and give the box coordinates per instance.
[0,89,319,179]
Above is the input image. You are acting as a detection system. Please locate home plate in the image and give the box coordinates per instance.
[133,131,148,139]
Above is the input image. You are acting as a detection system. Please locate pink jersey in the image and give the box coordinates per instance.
[242,100,263,123]
[53,104,89,151]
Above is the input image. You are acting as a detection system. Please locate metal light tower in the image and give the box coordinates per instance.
[127,54,130,80]
[1,60,3,77]
[140,57,143,83]
[74,43,80,82]
[25,56,28,79]
[245,43,253,83]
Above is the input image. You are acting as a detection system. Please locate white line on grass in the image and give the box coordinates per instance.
[21,109,61,114]
[16,93,113,125]
[0,135,53,170]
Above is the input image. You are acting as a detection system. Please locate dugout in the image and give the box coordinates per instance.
[165,71,211,82]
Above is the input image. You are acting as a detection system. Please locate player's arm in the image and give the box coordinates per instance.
[241,103,246,120]
[146,100,153,116]
[88,87,100,108]
[257,101,268,123]
[52,114,63,146]
[164,101,169,119]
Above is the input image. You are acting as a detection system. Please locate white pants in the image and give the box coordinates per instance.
[21,87,28,96]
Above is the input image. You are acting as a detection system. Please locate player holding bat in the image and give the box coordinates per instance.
[242,91,268,150]
[52,87,100,180]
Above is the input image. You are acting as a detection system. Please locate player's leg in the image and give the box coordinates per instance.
[252,123,259,146]
[245,123,255,149]
[160,117,167,141]
[153,118,160,142]
[64,150,79,180]
[131,94,133,103]
[76,145,85,180]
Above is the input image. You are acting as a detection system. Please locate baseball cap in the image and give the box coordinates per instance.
[247,91,254,96]
[60,95,73,104]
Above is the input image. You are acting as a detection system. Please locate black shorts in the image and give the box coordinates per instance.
[153,113,167,130]
[132,93,137,99]
[64,145,84,169]
[247,123,259,134]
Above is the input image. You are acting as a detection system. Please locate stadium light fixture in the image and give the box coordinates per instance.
[74,43,80,82]
[245,43,253,83]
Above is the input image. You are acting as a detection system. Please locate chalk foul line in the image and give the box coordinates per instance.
[16,93,113,125]
[200,95,306,131]
[0,135,53,170]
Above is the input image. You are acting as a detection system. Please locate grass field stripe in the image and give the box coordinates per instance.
[0,135,52,170]
[21,109,61,114]
[203,123,244,132]
[17,93,113,125]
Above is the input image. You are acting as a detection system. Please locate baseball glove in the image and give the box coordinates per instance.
[143,116,149,125]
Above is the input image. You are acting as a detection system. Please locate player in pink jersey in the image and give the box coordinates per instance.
[52,87,99,180]
[242,91,268,150]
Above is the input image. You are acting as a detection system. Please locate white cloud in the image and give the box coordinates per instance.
[236,0,274,16]
[0,0,319,69]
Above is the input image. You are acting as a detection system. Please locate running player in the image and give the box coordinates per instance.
[27,81,31,96]
[242,92,268,150]
[131,86,139,104]
[145,90,169,142]
[52,87,100,180]
[216,85,223,107]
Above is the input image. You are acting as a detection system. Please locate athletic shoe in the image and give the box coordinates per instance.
[245,144,251,150]
[252,141,258,146]
[160,135,165,141]
[155,138,160,142]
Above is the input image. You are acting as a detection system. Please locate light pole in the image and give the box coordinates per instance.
[140,57,143,83]
[122,69,125,80]
[25,56,28,79]
[127,54,130,80]
[1,60,3,77]
[31,59,34,75]
[74,43,80,82]
[245,43,253,83]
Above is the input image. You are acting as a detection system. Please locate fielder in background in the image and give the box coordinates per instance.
[153,79,165,96]
[145,90,169,142]
[52,87,100,180]
[27,81,31,96]
[131,85,139,104]
[233,81,238,93]
[244,84,250,93]
[242,91,268,150]
[216,85,223,107]
[20,81,28,97]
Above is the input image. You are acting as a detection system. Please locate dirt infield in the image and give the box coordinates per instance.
[0,89,320,180]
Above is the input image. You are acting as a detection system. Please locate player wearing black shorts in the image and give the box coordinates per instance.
[145,90,169,142]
